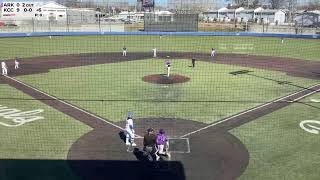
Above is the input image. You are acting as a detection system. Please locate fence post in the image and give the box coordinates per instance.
[32,18,35,32]
[48,20,51,32]
[66,15,69,32]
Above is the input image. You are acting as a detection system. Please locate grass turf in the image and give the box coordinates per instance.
[0,35,319,61]
[16,59,318,123]
[0,84,91,159]
[231,93,320,180]
[0,84,91,180]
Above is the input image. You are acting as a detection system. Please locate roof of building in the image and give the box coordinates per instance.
[41,1,67,9]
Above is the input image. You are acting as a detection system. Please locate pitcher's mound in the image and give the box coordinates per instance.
[143,74,190,84]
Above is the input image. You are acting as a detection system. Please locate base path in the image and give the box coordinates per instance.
[1,52,319,180]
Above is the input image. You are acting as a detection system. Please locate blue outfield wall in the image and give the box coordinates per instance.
[0,31,319,39]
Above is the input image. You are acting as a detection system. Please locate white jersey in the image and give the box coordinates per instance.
[15,60,19,65]
[125,118,134,132]
[1,62,6,69]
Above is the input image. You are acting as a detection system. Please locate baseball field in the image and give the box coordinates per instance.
[0,34,319,180]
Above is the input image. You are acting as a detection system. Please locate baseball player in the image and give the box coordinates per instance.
[191,57,196,68]
[125,112,136,146]
[1,61,8,75]
[211,48,216,57]
[281,38,284,44]
[165,58,171,77]
[122,47,127,57]
[153,48,157,57]
[15,57,20,70]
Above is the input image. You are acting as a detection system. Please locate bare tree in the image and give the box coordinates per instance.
[308,0,320,10]
[251,0,260,8]
[226,0,247,7]
[269,0,283,9]
[227,0,261,8]
[286,0,297,23]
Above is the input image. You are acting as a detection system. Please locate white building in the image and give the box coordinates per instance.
[295,10,320,27]
[203,7,287,24]
[254,7,286,25]
[36,1,67,21]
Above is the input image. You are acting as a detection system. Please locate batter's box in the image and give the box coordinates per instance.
[168,138,190,153]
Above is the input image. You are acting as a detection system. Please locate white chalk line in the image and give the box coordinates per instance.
[310,99,320,103]
[4,75,142,138]
[181,84,320,138]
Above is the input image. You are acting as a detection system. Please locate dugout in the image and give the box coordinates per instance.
[144,13,198,32]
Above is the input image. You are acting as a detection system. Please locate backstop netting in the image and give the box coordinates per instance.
[0,1,320,180]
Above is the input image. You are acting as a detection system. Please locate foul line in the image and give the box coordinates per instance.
[181,83,320,138]
[4,75,142,138]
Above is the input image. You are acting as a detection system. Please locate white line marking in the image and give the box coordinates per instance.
[292,90,320,102]
[4,75,142,138]
[310,99,320,103]
[181,84,320,138]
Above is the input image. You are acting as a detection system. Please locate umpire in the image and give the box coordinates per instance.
[191,58,196,68]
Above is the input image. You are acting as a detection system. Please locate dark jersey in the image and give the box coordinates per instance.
[143,133,157,147]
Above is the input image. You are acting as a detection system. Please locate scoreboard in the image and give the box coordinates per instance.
[1,2,43,18]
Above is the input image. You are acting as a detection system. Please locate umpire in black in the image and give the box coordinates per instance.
[191,57,196,68]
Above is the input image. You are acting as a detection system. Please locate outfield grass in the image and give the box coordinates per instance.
[0,84,91,159]
[0,35,319,61]
[231,93,320,180]
[16,59,318,123]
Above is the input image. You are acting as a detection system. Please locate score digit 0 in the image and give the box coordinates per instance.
[23,8,33,12]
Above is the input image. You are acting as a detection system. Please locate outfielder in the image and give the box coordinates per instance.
[1,61,8,75]
[191,57,196,68]
[153,48,157,57]
[125,112,136,146]
[122,47,127,57]
[211,48,216,57]
[15,57,20,69]
[165,59,171,77]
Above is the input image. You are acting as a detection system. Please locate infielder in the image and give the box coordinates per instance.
[15,57,20,69]
[165,59,171,77]
[1,61,8,75]
[153,48,157,57]
[211,48,216,57]
[125,112,136,146]
[122,47,127,57]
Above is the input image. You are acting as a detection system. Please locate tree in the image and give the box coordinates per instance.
[308,0,320,10]
[286,0,297,23]
[226,0,247,7]
[227,0,260,8]
[251,0,260,8]
[269,0,283,9]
